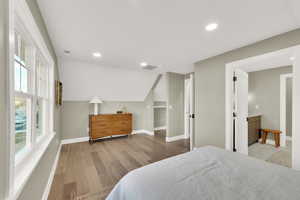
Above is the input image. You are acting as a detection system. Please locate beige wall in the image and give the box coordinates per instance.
[143,90,154,132]
[286,77,293,137]
[248,66,292,134]
[166,72,185,137]
[194,29,300,148]
[0,0,9,198]
[154,107,166,128]
[61,101,150,139]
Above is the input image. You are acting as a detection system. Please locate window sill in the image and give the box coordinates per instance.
[11,132,56,200]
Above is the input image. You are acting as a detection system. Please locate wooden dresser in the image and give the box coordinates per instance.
[248,115,261,146]
[89,113,132,144]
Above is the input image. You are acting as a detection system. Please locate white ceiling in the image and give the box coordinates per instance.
[37,0,300,74]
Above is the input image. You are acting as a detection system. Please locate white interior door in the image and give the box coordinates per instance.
[189,74,195,151]
[234,69,248,155]
[185,79,191,138]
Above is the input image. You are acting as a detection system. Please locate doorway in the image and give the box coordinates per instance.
[225,45,300,170]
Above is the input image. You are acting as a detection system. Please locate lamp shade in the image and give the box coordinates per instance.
[89,97,103,104]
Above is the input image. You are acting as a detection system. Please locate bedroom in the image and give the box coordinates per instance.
[1,0,300,200]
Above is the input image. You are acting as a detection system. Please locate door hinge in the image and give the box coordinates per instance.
[233,76,237,82]
[190,114,195,119]
[233,112,237,117]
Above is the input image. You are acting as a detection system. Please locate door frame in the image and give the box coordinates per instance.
[189,74,195,151]
[225,45,300,170]
[280,73,293,147]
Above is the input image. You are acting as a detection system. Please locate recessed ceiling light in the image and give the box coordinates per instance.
[93,52,102,58]
[140,62,148,67]
[205,23,218,31]
[290,57,295,61]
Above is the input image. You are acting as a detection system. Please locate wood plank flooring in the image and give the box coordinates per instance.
[48,131,190,200]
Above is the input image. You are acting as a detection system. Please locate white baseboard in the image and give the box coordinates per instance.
[154,126,166,131]
[42,143,62,200]
[61,130,158,145]
[184,134,190,139]
[61,137,89,144]
[132,130,154,136]
[166,134,186,142]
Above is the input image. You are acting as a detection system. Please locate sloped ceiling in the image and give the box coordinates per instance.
[60,60,158,101]
[38,0,300,73]
[153,75,167,102]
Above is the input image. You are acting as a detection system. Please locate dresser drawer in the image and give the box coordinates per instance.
[90,130,110,139]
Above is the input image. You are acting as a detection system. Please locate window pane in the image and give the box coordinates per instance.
[36,99,43,138]
[20,66,28,93]
[14,62,21,91]
[36,55,49,98]
[15,98,28,154]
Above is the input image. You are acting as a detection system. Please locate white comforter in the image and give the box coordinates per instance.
[106,146,300,200]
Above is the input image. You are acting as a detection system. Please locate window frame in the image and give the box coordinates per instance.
[7,1,56,199]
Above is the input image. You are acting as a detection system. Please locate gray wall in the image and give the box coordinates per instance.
[0,0,9,198]
[287,77,293,137]
[154,108,167,128]
[248,66,292,135]
[154,101,167,128]
[61,100,153,140]
[143,90,154,132]
[166,72,185,137]
[194,28,300,148]
[17,1,62,200]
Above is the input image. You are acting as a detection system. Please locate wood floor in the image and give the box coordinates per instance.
[48,131,190,200]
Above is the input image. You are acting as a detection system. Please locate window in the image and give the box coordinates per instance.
[14,32,32,155]
[13,31,53,158]
[9,1,56,199]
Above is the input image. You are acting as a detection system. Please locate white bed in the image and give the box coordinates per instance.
[106,146,300,200]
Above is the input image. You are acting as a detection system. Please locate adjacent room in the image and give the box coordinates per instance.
[248,66,293,168]
[1,0,300,200]
[225,46,298,169]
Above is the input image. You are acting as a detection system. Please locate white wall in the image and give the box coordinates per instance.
[60,60,158,101]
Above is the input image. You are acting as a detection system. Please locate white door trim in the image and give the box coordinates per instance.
[189,74,195,151]
[292,47,300,170]
[280,73,293,147]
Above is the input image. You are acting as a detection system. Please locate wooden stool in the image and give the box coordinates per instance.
[261,129,282,148]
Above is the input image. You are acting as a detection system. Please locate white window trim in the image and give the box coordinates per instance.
[7,1,56,200]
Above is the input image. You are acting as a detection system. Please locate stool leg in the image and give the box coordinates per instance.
[275,134,280,148]
[262,132,267,144]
